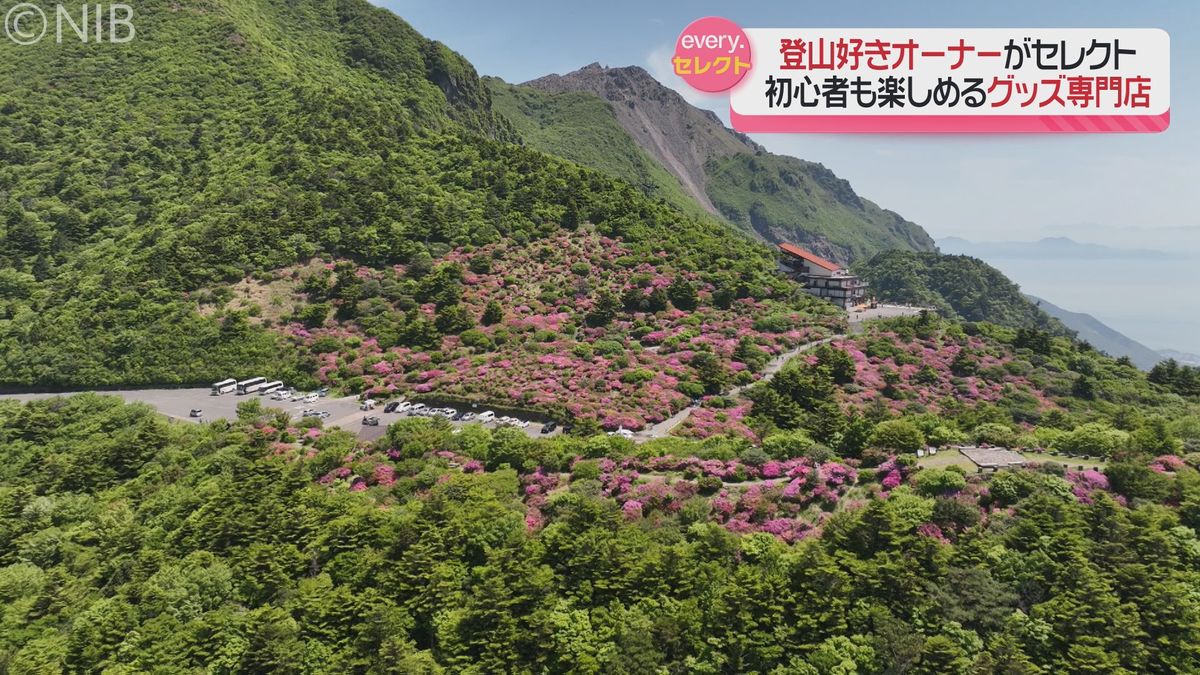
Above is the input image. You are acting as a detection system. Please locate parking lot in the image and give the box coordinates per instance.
[849,304,931,324]
[0,388,559,442]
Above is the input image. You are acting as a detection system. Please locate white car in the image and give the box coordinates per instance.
[478,411,495,423]
[397,402,412,413]
[517,420,531,429]
[409,403,427,414]
[304,394,318,403]
[360,399,377,411]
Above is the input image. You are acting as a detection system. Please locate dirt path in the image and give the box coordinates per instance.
[633,335,845,442]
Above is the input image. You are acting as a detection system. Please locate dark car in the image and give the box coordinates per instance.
[541,421,558,434]
[383,401,400,413]
[362,416,380,426]
[189,409,203,418]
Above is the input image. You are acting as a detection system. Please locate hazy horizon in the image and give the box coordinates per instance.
[937,235,1200,355]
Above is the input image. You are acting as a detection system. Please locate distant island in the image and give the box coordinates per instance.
[939,235,1185,260]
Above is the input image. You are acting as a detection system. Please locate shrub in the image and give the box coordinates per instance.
[459,329,493,350]
[870,419,926,454]
[697,476,723,494]
[739,447,770,467]
[571,460,601,482]
[914,468,967,496]
[973,423,1019,448]
[1057,423,1130,458]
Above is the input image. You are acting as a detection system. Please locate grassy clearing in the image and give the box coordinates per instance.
[916,448,1107,471]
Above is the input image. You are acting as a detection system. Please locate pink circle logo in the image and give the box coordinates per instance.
[673,16,752,93]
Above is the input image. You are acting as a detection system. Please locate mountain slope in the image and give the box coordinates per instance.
[0,0,794,390]
[856,251,1068,334]
[486,77,708,219]
[1027,294,1164,370]
[511,63,937,263]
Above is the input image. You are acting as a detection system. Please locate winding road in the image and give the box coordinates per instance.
[633,334,846,442]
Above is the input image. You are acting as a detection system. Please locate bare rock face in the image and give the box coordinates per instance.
[526,63,751,216]
[524,63,936,265]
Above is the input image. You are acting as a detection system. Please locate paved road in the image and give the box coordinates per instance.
[848,304,930,326]
[0,388,557,442]
[1,332,869,444]
[632,335,846,442]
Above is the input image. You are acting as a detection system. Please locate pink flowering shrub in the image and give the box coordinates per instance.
[521,468,561,497]
[622,500,644,520]
[673,399,758,441]
[1066,469,1111,504]
[285,231,839,430]
[875,456,914,492]
[827,329,1061,415]
[917,522,950,544]
[1150,455,1186,473]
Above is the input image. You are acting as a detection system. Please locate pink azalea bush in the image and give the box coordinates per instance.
[1066,468,1110,504]
[1150,455,1186,473]
[287,231,839,431]
[828,330,1060,414]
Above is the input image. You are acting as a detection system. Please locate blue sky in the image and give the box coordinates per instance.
[382,0,1200,253]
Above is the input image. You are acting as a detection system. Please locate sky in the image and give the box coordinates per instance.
[379,1,1200,352]
[381,0,1200,252]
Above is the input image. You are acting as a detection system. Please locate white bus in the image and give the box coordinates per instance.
[236,377,266,395]
[258,381,285,396]
[211,378,237,396]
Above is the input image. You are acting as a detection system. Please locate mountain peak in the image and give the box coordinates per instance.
[514,62,935,262]
[523,62,760,217]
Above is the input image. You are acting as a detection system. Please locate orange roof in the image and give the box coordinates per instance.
[777,243,842,272]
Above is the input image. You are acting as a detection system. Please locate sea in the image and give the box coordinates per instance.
[983,255,1199,356]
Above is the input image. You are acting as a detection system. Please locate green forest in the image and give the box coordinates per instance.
[2,0,1199,672]
[856,251,1068,335]
[0,0,779,389]
[2,392,1200,673]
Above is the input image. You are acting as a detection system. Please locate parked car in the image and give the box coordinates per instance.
[362,416,380,426]
[360,399,376,411]
[408,403,427,414]
[541,421,558,434]
[189,409,203,418]
[318,411,332,419]
[383,401,400,413]
[317,388,329,397]
[459,412,476,422]
[477,411,496,423]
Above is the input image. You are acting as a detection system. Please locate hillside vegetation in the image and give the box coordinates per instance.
[511,64,937,263]
[856,251,1067,334]
[3,378,1200,672]
[0,0,786,390]
[703,152,936,261]
[487,78,708,220]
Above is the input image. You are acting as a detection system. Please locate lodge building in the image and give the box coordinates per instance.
[777,243,869,309]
